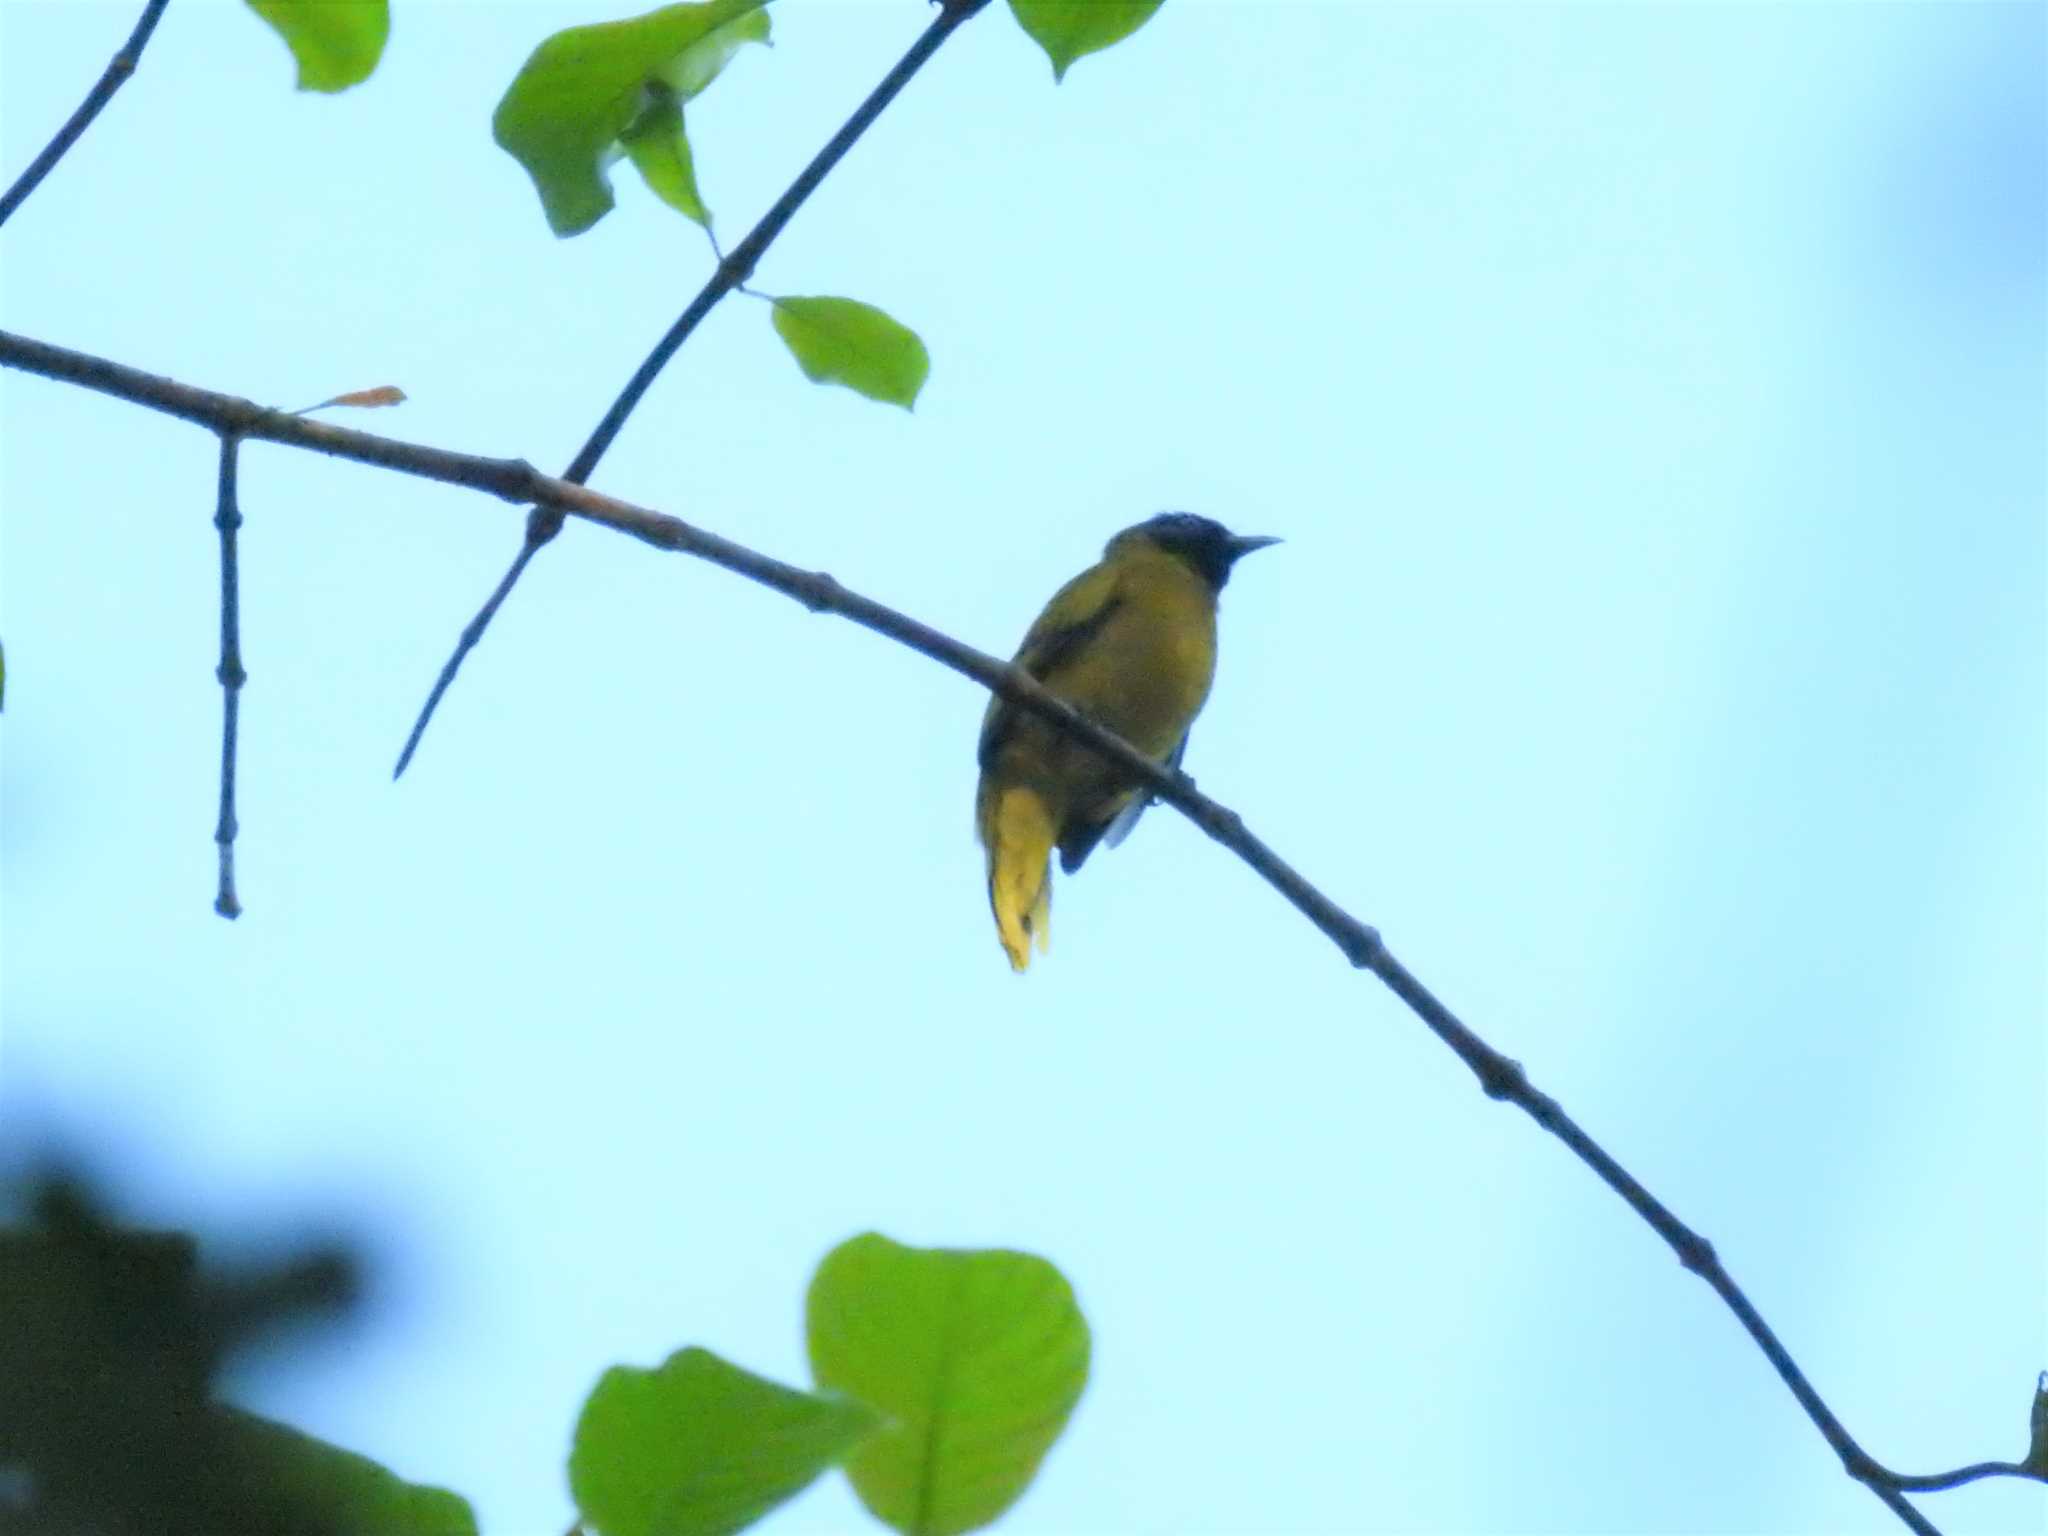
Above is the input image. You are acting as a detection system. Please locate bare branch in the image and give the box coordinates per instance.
[213,434,245,919]
[5,324,2028,1536]
[1884,1462,2039,1495]
[393,0,996,778]
[1874,1374,2048,1494]
[0,0,172,229]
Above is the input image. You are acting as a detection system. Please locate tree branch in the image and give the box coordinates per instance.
[0,0,172,229]
[8,324,2039,1535]
[391,0,995,779]
[1885,1462,2036,1495]
[213,433,245,919]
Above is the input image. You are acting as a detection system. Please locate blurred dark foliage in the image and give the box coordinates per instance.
[0,1164,360,1536]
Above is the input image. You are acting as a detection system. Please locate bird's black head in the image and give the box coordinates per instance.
[1113,511,1281,590]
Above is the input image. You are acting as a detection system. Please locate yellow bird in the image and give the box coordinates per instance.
[975,512,1278,970]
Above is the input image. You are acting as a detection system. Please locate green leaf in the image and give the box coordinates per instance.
[769,297,929,410]
[662,7,773,101]
[219,1410,477,1536]
[493,0,771,237]
[244,1,390,93]
[620,91,709,226]
[570,1346,879,1536]
[1007,0,1164,82]
[807,1234,1090,1536]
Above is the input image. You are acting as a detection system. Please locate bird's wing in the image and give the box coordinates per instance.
[978,561,1123,769]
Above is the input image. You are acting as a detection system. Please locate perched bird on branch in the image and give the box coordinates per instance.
[975,512,1278,970]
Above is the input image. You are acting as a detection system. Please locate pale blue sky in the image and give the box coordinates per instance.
[2,2,2042,1533]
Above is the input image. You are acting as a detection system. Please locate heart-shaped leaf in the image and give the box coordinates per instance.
[494,0,770,236]
[807,1234,1090,1536]
[570,1347,878,1536]
[1007,0,1164,82]
[245,0,390,92]
[768,297,929,410]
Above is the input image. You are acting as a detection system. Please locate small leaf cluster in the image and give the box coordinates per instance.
[4,1166,1089,1536]
[243,0,1168,411]
[492,0,770,238]
[571,1233,1092,1536]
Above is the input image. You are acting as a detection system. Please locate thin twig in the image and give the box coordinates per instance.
[7,326,2044,1535]
[213,434,244,919]
[1885,1462,2035,1494]
[0,0,172,229]
[391,0,995,779]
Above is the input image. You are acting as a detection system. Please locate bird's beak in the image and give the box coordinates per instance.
[1228,534,1282,560]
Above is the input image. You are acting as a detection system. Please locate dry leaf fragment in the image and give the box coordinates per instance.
[295,385,407,415]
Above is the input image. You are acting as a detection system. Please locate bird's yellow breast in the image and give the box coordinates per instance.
[1048,553,1217,760]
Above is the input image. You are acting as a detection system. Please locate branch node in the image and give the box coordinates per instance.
[799,572,844,613]
[1475,1052,1529,1103]
[523,504,566,547]
[1342,923,1385,970]
[717,242,760,292]
[503,457,547,503]
[1673,1229,1719,1277]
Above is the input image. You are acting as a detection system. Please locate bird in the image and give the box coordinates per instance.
[975,512,1278,970]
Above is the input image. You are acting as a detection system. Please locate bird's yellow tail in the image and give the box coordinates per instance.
[979,783,1055,972]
